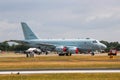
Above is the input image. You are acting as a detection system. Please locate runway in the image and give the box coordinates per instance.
[0,69,120,74]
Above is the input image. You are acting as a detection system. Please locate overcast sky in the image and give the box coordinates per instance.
[0,0,120,42]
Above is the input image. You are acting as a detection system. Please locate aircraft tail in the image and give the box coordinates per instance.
[21,22,38,40]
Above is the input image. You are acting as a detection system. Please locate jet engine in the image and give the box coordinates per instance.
[68,47,79,54]
[55,46,79,56]
[55,46,67,53]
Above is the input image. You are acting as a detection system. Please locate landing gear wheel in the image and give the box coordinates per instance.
[91,52,95,56]
[66,53,72,56]
[59,53,65,56]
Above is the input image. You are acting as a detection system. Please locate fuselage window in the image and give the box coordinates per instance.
[93,40,97,43]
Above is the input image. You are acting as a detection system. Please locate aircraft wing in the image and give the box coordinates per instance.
[36,43,56,47]
[6,40,29,45]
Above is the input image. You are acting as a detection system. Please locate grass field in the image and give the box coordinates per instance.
[0,53,119,70]
[0,73,120,80]
[0,53,120,80]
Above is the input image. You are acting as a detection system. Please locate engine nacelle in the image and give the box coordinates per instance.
[55,46,67,53]
[68,47,79,54]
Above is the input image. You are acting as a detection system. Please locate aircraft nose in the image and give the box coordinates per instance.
[101,43,107,49]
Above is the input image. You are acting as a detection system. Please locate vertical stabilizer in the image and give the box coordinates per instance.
[21,22,38,40]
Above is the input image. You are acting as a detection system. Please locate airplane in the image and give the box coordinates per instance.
[8,22,107,56]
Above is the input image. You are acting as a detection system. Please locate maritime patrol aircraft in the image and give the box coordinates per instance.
[9,22,107,56]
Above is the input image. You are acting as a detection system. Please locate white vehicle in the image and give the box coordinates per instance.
[26,48,42,55]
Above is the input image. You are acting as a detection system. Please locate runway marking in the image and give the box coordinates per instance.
[0,70,120,74]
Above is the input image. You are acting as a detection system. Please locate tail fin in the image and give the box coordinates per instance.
[21,22,38,40]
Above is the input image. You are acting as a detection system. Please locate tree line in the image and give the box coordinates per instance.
[0,41,120,52]
[100,41,120,52]
[0,42,29,51]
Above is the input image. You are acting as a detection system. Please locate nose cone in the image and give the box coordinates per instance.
[100,43,107,49]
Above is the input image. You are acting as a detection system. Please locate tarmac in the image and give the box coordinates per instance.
[0,69,120,74]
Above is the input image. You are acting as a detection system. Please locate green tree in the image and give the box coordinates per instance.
[0,42,10,51]
[13,45,29,51]
[100,40,120,52]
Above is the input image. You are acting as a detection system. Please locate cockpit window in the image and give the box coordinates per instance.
[93,40,97,43]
